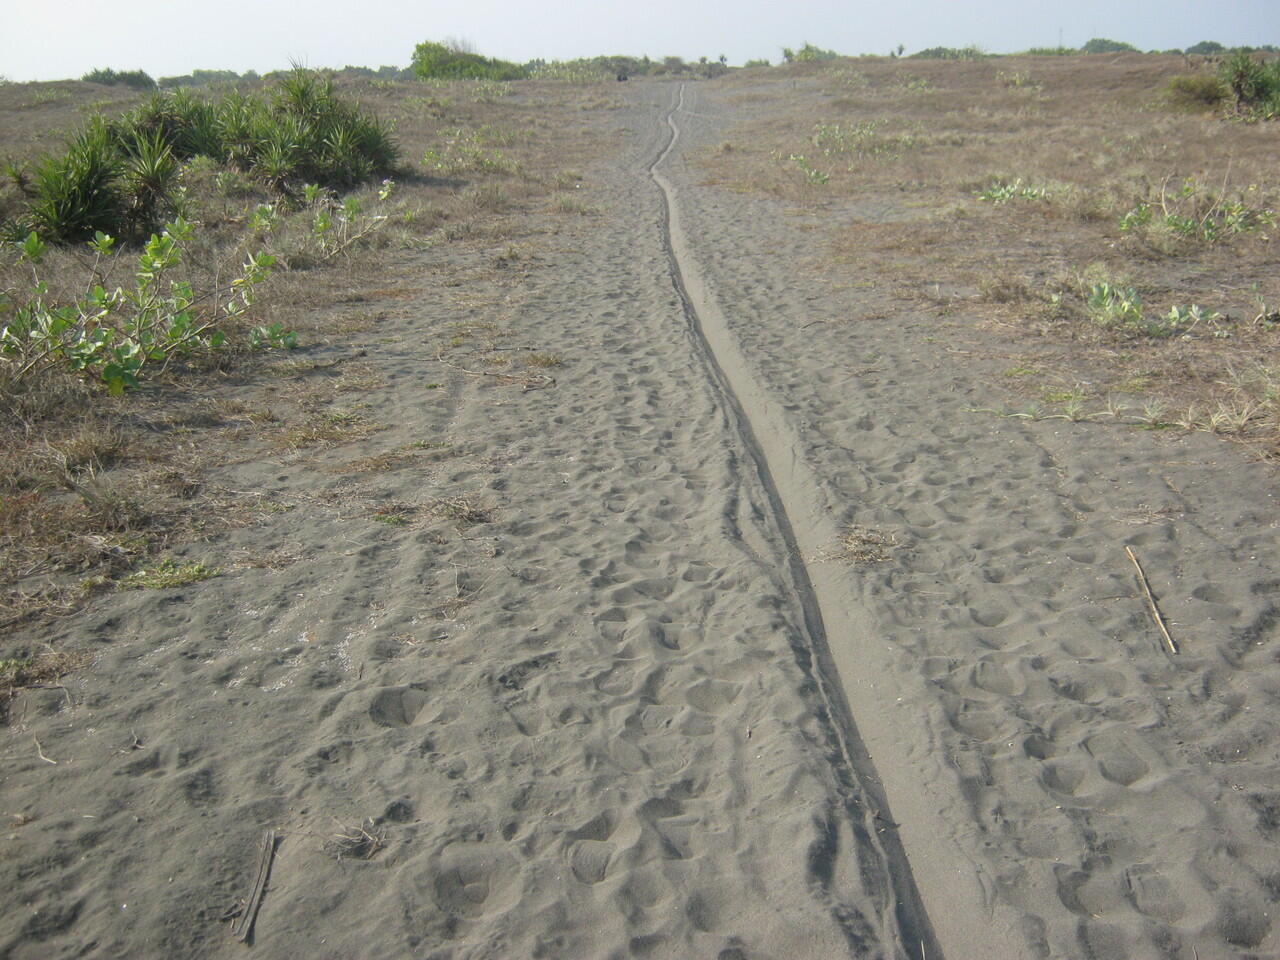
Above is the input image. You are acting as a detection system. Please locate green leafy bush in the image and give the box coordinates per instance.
[158,69,242,89]
[0,221,280,394]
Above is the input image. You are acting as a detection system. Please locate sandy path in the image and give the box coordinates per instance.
[4,85,918,958]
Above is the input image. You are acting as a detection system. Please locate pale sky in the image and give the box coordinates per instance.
[3,0,1278,82]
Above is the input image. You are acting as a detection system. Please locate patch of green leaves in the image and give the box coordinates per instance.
[119,558,220,589]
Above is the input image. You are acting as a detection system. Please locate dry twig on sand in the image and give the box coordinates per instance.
[231,829,278,942]
[1125,546,1180,655]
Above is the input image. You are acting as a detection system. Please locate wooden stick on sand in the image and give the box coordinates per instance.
[231,829,277,943]
[1125,546,1179,656]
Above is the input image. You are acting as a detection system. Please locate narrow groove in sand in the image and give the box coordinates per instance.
[648,84,940,960]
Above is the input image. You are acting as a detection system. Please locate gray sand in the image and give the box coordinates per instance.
[3,81,1279,960]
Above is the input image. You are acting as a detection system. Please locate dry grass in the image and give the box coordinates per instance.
[701,54,1280,454]
[1,649,94,723]
[816,526,900,564]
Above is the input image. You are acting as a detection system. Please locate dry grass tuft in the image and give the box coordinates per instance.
[816,526,900,564]
[1,650,94,723]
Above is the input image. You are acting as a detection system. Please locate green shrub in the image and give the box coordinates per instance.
[411,41,525,80]
[1186,41,1226,55]
[1167,73,1226,108]
[117,90,222,160]
[1218,51,1280,115]
[82,68,156,90]
[15,68,400,242]
[1023,47,1074,56]
[1,222,279,394]
[27,118,123,243]
[1081,38,1138,54]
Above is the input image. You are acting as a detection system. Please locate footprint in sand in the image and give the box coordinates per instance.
[427,843,520,919]
[567,811,618,885]
[368,685,431,727]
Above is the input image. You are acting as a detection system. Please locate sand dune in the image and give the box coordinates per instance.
[3,80,1279,960]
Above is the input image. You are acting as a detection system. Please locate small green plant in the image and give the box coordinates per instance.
[1084,281,1226,339]
[813,120,916,159]
[896,74,934,93]
[303,179,396,261]
[422,130,516,176]
[996,70,1040,90]
[119,557,219,589]
[1118,177,1275,244]
[977,178,1050,204]
[788,154,829,184]
[1086,281,1144,328]
[249,322,298,350]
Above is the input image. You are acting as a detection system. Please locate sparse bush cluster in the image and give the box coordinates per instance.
[911,46,987,61]
[782,43,841,64]
[4,68,399,244]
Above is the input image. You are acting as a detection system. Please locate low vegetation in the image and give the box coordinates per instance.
[0,58,617,631]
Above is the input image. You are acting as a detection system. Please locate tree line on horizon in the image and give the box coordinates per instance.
[64,35,1278,93]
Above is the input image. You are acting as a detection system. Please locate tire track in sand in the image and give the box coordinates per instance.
[648,84,940,960]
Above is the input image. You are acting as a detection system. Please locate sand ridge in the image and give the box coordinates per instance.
[3,77,1279,960]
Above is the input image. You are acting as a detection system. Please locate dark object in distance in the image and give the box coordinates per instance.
[617,73,629,81]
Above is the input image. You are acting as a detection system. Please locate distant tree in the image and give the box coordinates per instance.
[1185,41,1226,55]
[159,69,240,88]
[910,45,986,60]
[410,40,524,80]
[1080,37,1138,54]
[743,58,770,68]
